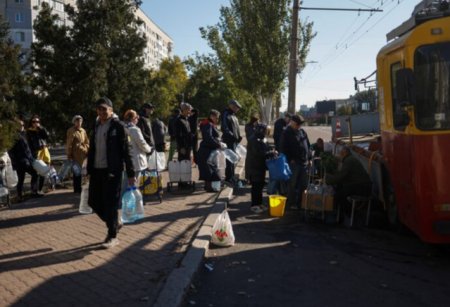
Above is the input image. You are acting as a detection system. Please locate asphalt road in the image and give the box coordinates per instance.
[183,190,450,307]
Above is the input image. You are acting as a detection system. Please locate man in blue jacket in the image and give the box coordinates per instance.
[87,97,135,249]
[221,99,242,183]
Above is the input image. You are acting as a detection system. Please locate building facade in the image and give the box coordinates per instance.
[0,1,173,69]
[135,8,173,69]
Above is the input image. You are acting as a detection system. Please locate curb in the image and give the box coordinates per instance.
[153,162,245,307]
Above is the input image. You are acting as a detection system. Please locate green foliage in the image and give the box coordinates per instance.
[0,15,21,153]
[337,105,353,116]
[146,56,188,119]
[184,53,257,119]
[29,0,147,140]
[200,0,315,122]
[353,89,377,112]
[320,151,338,174]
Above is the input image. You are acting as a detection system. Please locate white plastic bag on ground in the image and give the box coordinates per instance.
[211,210,235,247]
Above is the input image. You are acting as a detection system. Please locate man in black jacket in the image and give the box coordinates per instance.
[167,108,180,164]
[87,97,135,249]
[221,99,242,183]
[280,115,310,209]
[8,119,38,201]
[137,103,155,150]
[273,113,291,151]
[175,102,193,161]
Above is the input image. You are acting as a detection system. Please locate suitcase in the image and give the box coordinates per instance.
[138,169,163,203]
[167,160,195,192]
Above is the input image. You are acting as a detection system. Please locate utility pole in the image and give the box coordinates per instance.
[287,0,299,115]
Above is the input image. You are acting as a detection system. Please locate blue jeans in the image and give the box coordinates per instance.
[286,162,308,208]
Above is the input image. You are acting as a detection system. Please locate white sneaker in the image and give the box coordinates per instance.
[103,238,119,249]
[250,206,264,214]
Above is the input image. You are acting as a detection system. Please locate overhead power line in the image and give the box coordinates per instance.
[299,7,383,12]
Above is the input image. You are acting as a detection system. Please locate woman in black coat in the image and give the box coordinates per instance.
[196,109,222,192]
[245,124,273,213]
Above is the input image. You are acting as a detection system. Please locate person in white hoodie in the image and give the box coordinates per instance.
[123,109,152,176]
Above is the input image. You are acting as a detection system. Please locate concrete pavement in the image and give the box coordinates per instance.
[0,162,239,306]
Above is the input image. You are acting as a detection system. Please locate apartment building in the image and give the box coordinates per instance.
[0,0,75,50]
[0,0,173,69]
[135,8,173,69]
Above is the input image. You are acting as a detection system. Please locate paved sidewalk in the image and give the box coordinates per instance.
[0,168,217,306]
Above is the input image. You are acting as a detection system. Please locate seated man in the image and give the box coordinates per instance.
[325,146,372,216]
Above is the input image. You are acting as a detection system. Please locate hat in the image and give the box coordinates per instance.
[229,99,242,109]
[72,115,83,123]
[96,97,113,108]
[142,102,154,109]
[291,115,305,125]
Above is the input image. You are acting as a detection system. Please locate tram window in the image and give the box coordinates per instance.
[391,62,409,130]
[415,43,450,130]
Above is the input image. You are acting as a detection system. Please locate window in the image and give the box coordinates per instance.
[414,43,450,130]
[15,32,25,42]
[15,12,24,23]
[391,62,409,130]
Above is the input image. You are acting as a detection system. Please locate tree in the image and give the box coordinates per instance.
[200,0,314,123]
[146,56,188,119]
[30,0,147,139]
[0,15,21,153]
[184,53,258,119]
[353,89,377,112]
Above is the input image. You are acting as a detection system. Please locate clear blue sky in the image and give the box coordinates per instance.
[142,0,421,109]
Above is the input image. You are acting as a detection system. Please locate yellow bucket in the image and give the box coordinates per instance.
[269,195,287,217]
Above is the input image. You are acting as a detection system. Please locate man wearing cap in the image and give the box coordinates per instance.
[66,115,89,193]
[221,99,242,183]
[87,97,135,249]
[175,102,193,161]
[137,103,155,150]
[273,113,292,152]
[280,114,311,210]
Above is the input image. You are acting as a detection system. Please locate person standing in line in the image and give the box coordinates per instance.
[66,115,89,193]
[196,109,223,192]
[8,119,39,201]
[136,103,155,150]
[245,123,274,213]
[151,116,167,154]
[87,97,135,249]
[167,108,180,164]
[124,110,152,176]
[175,102,193,162]
[245,114,259,141]
[188,108,199,164]
[26,115,50,194]
[280,115,310,210]
[273,113,291,152]
[221,99,242,184]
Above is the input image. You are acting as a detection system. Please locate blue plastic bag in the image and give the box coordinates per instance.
[266,154,292,181]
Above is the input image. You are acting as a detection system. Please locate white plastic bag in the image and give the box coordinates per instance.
[156,152,166,171]
[5,164,18,188]
[79,183,92,214]
[147,151,157,170]
[207,150,226,180]
[211,210,235,247]
[235,144,247,159]
[33,159,50,176]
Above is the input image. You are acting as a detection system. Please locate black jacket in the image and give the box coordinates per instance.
[87,117,135,178]
[197,119,222,181]
[245,135,270,182]
[221,108,241,145]
[151,118,166,152]
[8,131,34,170]
[280,126,309,164]
[137,113,154,148]
[273,118,287,151]
[26,127,49,158]
[175,115,193,150]
[168,114,178,140]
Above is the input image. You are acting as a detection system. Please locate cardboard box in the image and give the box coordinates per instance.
[301,191,334,212]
